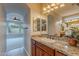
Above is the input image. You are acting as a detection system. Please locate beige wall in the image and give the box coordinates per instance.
[28,4,41,35]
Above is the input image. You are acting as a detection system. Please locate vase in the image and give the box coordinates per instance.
[68,37,77,46]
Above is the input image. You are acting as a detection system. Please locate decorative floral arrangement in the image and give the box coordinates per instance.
[70,27,79,40]
[65,26,79,40]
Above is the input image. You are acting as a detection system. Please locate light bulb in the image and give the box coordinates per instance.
[43,8,46,11]
[47,5,51,9]
[51,3,55,6]
[54,6,58,9]
[60,4,65,7]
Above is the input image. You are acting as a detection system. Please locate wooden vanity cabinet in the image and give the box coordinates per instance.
[35,45,51,56]
[31,39,36,56]
[31,39,54,56]
[55,50,67,56]
[31,39,66,56]
[35,46,44,56]
[36,41,55,56]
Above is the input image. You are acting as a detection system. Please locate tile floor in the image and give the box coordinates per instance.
[6,47,27,56]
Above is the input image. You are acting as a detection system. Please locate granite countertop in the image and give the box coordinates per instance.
[32,36,79,56]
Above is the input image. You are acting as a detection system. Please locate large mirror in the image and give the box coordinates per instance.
[41,19,46,31]
[33,18,47,32]
[33,18,41,32]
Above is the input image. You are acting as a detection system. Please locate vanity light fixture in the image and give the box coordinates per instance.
[47,5,51,9]
[51,3,55,7]
[54,6,58,9]
[43,3,65,14]
[60,4,65,7]
[43,8,46,11]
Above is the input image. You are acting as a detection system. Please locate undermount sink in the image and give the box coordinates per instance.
[41,38,56,43]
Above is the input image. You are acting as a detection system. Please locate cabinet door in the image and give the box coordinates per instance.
[36,42,55,56]
[41,19,47,31]
[32,45,36,56]
[43,51,50,56]
[33,18,41,32]
[36,46,43,56]
[31,39,36,56]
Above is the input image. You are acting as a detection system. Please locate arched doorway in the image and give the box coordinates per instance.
[3,3,30,56]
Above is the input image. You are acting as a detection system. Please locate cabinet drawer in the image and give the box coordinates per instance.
[36,42,55,56]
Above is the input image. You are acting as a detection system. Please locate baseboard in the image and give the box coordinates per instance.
[24,48,31,56]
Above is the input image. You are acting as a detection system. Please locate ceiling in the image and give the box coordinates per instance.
[27,3,79,17]
[42,3,79,17]
[54,3,79,17]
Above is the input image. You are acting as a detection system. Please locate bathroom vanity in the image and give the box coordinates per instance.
[31,37,67,56]
[31,36,79,56]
